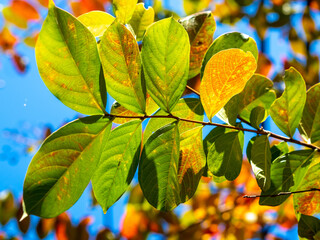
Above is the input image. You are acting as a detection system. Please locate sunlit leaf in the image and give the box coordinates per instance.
[128,3,154,41]
[200,48,256,120]
[250,106,265,129]
[207,130,244,181]
[293,152,320,216]
[250,135,271,191]
[92,120,142,213]
[259,150,315,206]
[143,98,204,144]
[201,32,258,78]
[178,127,206,202]
[179,11,216,79]
[298,214,320,240]
[23,32,38,48]
[23,116,112,217]
[78,11,115,37]
[100,21,146,114]
[270,67,306,138]
[141,17,190,113]
[139,122,180,211]
[35,2,106,115]
[113,0,138,24]
[299,83,320,144]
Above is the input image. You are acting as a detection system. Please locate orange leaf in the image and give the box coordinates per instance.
[70,0,105,16]
[11,0,40,21]
[200,49,256,120]
[37,0,49,7]
[0,27,17,51]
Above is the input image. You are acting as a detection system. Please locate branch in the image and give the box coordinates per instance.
[106,113,320,151]
[243,188,320,198]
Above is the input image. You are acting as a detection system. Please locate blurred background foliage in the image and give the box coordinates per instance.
[1,0,320,239]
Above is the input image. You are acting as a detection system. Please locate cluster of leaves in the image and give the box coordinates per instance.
[18,0,320,238]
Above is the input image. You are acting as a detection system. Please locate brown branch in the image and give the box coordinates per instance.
[243,188,320,198]
[106,113,320,151]
[186,85,200,95]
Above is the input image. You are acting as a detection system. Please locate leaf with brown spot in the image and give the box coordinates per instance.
[179,11,216,79]
[100,21,146,114]
[200,48,256,120]
[36,1,107,115]
[178,126,206,202]
[23,116,112,218]
[294,152,320,216]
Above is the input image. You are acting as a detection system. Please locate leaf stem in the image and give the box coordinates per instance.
[243,188,320,198]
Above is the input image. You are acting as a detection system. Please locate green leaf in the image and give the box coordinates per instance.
[141,17,190,112]
[77,11,114,37]
[92,120,142,213]
[293,152,320,216]
[35,2,106,115]
[299,83,320,144]
[270,67,306,138]
[250,106,265,129]
[143,98,204,144]
[139,122,180,211]
[259,150,315,206]
[250,135,271,191]
[113,0,138,24]
[201,32,258,78]
[110,102,143,124]
[207,131,244,181]
[270,142,289,162]
[23,116,112,217]
[178,127,206,202]
[298,214,320,240]
[218,74,276,125]
[100,21,146,114]
[128,3,154,41]
[179,11,216,79]
[246,136,256,161]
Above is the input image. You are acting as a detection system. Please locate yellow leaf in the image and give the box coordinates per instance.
[200,49,256,120]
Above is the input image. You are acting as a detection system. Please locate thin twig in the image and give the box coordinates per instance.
[243,188,320,198]
[186,85,200,95]
[105,113,320,151]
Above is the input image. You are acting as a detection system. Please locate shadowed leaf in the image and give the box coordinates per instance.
[92,120,142,212]
[139,122,180,211]
[141,17,190,113]
[250,106,265,129]
[250,135,271,191]
[23,116,112,217]
[298,214,320,240]
[259,150,315,206]
[207,131,244,181]
[200,48,256,120]
[100,21,146,114]
[35,2,106,115]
